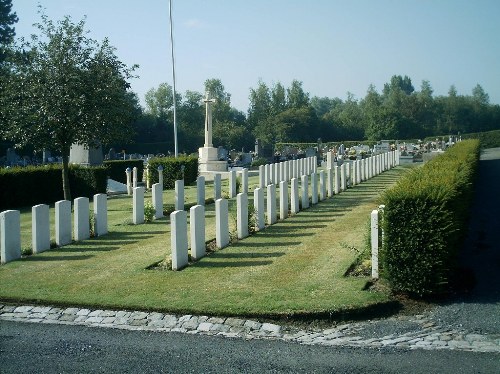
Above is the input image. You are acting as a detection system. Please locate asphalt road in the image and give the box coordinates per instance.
[1,320,498,374]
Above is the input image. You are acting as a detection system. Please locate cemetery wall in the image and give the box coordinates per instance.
[382,139,480,296]
[0,165,107,210]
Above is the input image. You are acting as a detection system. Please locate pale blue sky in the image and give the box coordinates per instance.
[12,0,500,112]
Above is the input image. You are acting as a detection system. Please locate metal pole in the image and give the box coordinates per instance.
[169,0,178,157]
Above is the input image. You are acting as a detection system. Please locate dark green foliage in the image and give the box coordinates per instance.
[460,129,500,149]
[382,140,480,296]
[147,155,198,189]
[103,160,144,184]
[0,165,107,210]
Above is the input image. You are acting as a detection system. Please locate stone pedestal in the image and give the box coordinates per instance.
[198,147,227,173]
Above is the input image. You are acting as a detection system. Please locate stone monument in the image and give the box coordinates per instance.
[198,92,227,174]
[69,143,103,166]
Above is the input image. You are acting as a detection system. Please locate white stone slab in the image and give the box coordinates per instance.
[214,173,222,200]
[319,170,326,201]
[197,176,205,206]
[311,172,318,205]
[237,193,248,239]
[32,204,50,254]
[125,167,132,195]
[371,209,379,279]
[254,187,265,231]
[267,184,277,225]
[241,168,249,195]
[74,197,90,241]
[175,180,184,211]
[171,210,188,271]
[229,170,237,198]
[259,165,265,188]
[190,205,205,260]
[133,187,145,224]
[279,181,288,220]
[290,178,299,214]
[1,210,21,264]
[152,183,163,219]
[301,175,309,209]
[327,168,333,197]
[55,200,72,246]
[215,199,229,249]
[334,166,340,195]
[132,167,138,188]
[93,193,108,236]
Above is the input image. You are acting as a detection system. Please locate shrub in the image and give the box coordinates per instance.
[103,159,144,184]
[147,155,198,189]
[144,202,155,223]
[381,140,480,296]
[0,165,107,210]
[251,157,268,168]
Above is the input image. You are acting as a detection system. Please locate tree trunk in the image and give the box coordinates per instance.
[62,151,71,201]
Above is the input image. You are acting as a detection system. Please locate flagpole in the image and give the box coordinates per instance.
[169,0,178,157]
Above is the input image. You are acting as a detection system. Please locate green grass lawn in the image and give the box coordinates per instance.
[0,167,408,319]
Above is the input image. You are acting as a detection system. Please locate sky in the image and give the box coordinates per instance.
[11,0,500,112]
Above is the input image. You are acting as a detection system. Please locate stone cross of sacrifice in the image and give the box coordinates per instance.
[204,92,216,148]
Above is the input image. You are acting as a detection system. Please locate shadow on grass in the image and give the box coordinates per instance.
[23,254,94,261]
[234,241,302,248]
[211,252,285,259]
[192,260,273,268]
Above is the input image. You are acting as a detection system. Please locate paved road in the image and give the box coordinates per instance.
[1,320,498,373]
[1,148,499,372]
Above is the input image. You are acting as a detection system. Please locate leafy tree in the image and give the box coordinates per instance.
[0,12,137,200]
[286,79,309,108]
[0,0,18,64]
[270,82,286,114]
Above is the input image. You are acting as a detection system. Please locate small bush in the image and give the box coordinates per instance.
[144,202,155,223]
[147,156,198,189]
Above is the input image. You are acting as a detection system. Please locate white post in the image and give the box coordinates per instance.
[274,163,280,184]
[152,183,163,219]
[237,193,248,239]
[190,205,205,260]
[74,197,90,241]
[171,210,188,271]
[311,172,318,205]
[371,209,379,279]
[125,167,132,195]
[94,193,108,236]
[319,170,326,201]
[270,163,275,185]
[32,204,50,254]
[301,174,309,209]
[254,187,265,231]
[259,165,265,188]
[175,180,184,211]
[132,166,138,188]
[327,168,333,197]
[241,168,249,195]
[55,200,72,246]
[133,187,145,224]
[158,165,164,189]
[284,161,289,182]
[279,181,288,220]
[215,198,229,249]
[267,184,277,225]
[197,176,205,206]
[229,170,237,198]
[290,178,299,214]
[214,173,222,200]
[0,210,21,264]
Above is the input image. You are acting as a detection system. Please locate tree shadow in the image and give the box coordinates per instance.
[192,260,273,268]
[23,254,94,261]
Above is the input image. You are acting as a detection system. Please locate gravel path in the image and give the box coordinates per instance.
[1,148,499,354]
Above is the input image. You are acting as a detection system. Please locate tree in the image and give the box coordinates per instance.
[286,80,309,108]
[0,0,18,64]
[0,12,137,200]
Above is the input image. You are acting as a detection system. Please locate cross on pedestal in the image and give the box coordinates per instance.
[204,92,216,147]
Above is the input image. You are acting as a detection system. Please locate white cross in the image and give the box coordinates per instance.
[203,92,216,147]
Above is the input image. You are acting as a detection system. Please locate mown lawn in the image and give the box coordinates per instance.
[0,167,408,318]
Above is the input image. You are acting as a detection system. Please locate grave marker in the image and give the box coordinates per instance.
[32,204,50,254]
[190,205,205,260]
[0,210,21,264]
[55,200,72,246]
[171,210,188,271]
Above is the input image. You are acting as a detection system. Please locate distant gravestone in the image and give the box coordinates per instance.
[69,143,103,166]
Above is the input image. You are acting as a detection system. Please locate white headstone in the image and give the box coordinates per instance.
[259,165,265,188]
[340,163,346,191]
[237,193,248,239]
[265,164,271,186]
[215,198,229,249]
[32,204,50,254]
[229,170,237,198]
[214,173,222,200]
[254,187,265,231]
[158,165,164,189]
[133,187,145,224]
[197,176,205,206]
[279,181,288,220]
[334,166,340,195]
[132,167,138,188]
[171,210,188,271]
[93,193,108,236]
[125,167,132,195]
[152,183,163,219]
[371,209,379,279]
[74,197,90,241]
[301,175,309,209]
[266,184,277,225]
[319,170,326,201]
[1,210,21,264]
[241,168,249,195]
[55,200,72,246]
[175,180,184,211]
[311,172,318,205]
[327,168,333,197]
[190,205,205,260]
[290,178,299,214]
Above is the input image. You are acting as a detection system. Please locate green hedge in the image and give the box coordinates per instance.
[103,160,144,184]
[381,139,480,296]
[0,165,108,210]
[147,155,198,189]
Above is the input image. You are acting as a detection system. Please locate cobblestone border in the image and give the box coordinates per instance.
[1,304,499,353]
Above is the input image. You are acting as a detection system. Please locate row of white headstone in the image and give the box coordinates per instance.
[0,194,109,264]
[168,152,400,270]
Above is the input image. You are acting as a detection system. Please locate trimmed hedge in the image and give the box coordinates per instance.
[103,159,144,184]
[381,140,480,296]
[147,155,198,189]
[0,165,108,210]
